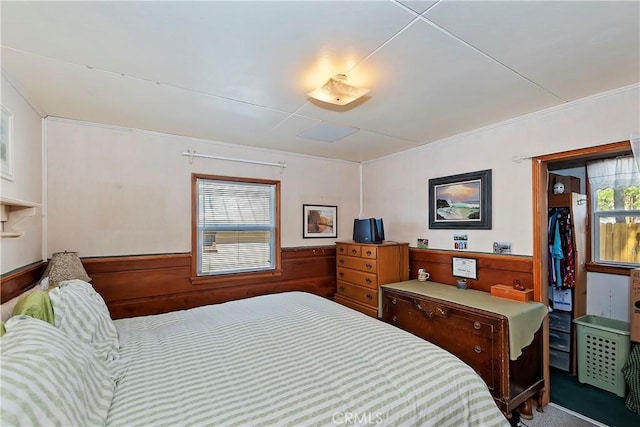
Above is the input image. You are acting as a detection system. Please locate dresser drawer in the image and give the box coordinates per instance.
[337,281,377,307]
[337,255,377,273]
[549,310,572,333]
[335,294,378,318]
[337,267,378,289]
[549,330,571,352]
[336,243,361,257]
[360,246,378,259]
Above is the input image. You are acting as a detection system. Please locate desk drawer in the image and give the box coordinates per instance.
[382,291,498,391]
[549,311,572,333]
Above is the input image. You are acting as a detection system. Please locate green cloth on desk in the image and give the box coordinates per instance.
[382,280,548,360]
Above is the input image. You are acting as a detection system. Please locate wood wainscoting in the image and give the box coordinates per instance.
[84,246,336,319]
[409,248,534,295]
[2,247,533,318]
[0,261,46,302]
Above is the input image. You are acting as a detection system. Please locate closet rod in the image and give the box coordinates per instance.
[182,149,286,170]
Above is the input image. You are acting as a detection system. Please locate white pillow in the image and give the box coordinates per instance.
[0,286,38,323]
[0,316,115,427]
[48,279,125,379]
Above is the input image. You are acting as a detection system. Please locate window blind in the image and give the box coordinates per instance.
[196,178,276,276]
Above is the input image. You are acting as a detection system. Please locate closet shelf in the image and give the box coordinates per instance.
[0,197,40,239]
[548,192,586,208]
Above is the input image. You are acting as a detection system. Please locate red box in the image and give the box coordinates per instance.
[491,284,533,302]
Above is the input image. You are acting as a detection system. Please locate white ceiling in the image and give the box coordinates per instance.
[1,1,639,162]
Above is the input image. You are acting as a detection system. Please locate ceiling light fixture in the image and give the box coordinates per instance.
[307,74,370,106]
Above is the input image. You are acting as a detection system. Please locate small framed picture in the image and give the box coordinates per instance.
[303,204,337,238]
[452,256,477,280]
[493,241,512,254]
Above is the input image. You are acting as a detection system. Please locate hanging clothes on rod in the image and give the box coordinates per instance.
[548,207,576,288]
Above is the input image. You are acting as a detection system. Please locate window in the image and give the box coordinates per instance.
[192,174,280,279]
[587,156,640,267]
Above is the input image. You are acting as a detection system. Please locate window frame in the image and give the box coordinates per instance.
[590,192,640,269]
[191,173,282,285]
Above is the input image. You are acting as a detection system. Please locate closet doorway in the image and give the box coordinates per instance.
[531,139,633,406]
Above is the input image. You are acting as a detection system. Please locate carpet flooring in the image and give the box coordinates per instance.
[520,403,604,427]
[550,368,639,427]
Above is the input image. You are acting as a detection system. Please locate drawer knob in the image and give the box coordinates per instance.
[392,316,397,322]
[365,278,372,284]
[474,321,481,330]
[366,293,373,300]
[392,298,397,305]
[436,307,449,318]
[366,250,372,256]
[339,247,344,253]
[339,272,344,277]
[474,345,482,354]
[339,286,345,292]
[351,249,357,254]
[414,302,433,319]
[366,263,373,269]
[339,259,344,264]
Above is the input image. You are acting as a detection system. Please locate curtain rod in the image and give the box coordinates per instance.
[182,149,287,170]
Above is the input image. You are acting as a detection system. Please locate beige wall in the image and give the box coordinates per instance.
[45,118,360,258]
[0,75,43,275]
[363,85,640,255]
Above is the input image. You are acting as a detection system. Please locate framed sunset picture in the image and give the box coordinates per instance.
[428,169,492,229]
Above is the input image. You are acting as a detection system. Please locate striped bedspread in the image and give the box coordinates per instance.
[107,292,508,427]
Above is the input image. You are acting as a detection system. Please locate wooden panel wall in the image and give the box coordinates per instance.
[2,247,534,318]
[0,261,46,302]
[84,246,336,319]
[409,248,534,295]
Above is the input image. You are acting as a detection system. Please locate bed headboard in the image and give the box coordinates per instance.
[1,261,46,302]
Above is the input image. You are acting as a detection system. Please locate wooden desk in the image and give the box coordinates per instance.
[381,280,546,415]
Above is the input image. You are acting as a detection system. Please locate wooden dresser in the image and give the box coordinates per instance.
[381,281,545,415]
[334,241,409,317]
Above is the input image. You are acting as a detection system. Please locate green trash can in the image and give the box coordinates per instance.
[573,315,631,397]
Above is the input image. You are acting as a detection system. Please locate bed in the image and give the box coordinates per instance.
[1,280,509,427]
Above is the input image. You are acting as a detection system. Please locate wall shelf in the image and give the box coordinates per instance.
[0,196,40,238]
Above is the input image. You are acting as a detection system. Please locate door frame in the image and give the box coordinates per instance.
[531,140,631,405]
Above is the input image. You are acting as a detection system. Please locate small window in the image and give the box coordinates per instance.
[193,174,280,277]
[588,156,640,267]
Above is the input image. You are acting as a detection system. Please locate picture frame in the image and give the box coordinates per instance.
[1,105,15,181]
[428,169,492,229]
[303,204,337,238]
[452,256,477,280]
